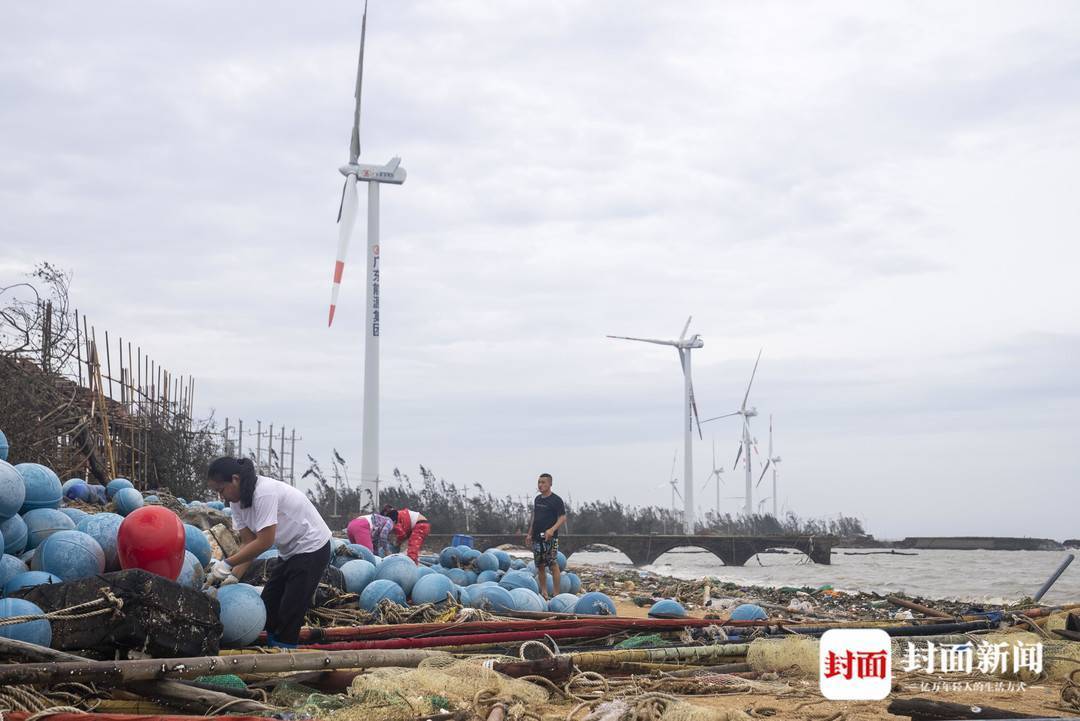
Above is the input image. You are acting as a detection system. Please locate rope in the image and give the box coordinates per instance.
[518,640,556,660]
[24,708,87,721]
[0,592,123,627]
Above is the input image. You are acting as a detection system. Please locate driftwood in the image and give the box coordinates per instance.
[0,636,272,714]
[887,596,953,619]
[887,697,1048,720]
[0,648,445,685]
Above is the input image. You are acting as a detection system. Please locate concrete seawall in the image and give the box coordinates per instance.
[896,536,1062,551]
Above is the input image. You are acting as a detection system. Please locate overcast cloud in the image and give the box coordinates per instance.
[2,2,1078,540]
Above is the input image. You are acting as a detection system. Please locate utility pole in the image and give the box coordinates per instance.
[289,429,297,486]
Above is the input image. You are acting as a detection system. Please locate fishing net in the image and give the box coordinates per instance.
[575,696,751,721]
[325,657,549,721]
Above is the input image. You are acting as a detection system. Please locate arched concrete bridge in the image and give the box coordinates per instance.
[423,534,832,566]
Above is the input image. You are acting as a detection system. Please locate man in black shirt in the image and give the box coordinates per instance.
[525,472,567,599]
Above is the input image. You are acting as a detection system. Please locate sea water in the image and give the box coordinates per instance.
[570,547,1080,604]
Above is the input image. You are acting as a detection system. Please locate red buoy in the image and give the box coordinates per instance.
[116,505,185,580]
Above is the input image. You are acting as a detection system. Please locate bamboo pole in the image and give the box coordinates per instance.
[91,339,116,479]
[0,648,446,685]
[887,596,952,619]
[104,329,114,400]
[0,636,273,714]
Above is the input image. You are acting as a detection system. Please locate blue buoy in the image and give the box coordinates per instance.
[177,551,205,588]
[207,501,225,511]
[16,463,62,514]
[556,551,568,571]
[457,585,473,607]
[144,495,160,504]
[256,548,279,561]
[510,559,527,570]
[106,478,134,500]
[492,549,512,572]
[61,478,84,496]
[217,583,266,647]
[410,573,458,605]
[4,570,62,595]
[340,559,377,594]
[547,593,579,613]
[509,587,546,612]
[113,487,144,516]
[730,604,767,621]
[63,481,92,503]
[500,570,540,594]
[374,554,418,595]
[446,568,468,586]
[455,544,472,556]
[359,579,406,611]
[59,508,88,525]
[463,570,478,585]
[0,554,28,588]
[415,565,434,580]
[439,547,460,568]
[19,549,34,565]
[545,573,572,596]
[461,548,481,566]
[648,599,687,619]
[32,530,105,581]
[76,512,123,571]
[473,552,499,572]
[0,461,26,521]
[476,585,516,613]
[574,592,616,616]
[183,524,212,568]
[477,570,500,583]
[23,508,75,550]
[566,573,582,594]
[0,597,51,646]
[0,430,8,462]
[0,514,26,555]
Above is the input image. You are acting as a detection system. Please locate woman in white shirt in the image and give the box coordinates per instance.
[206,457,331,648]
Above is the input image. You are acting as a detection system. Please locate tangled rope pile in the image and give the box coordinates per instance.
[308,598,495,627]
[0,682,101,714]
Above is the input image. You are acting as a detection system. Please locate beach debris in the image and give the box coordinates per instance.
[1034,553,1076,602]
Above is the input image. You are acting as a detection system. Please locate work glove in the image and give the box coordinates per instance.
[205,559,235,587]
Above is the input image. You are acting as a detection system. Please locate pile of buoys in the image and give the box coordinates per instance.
[350,540,605,617]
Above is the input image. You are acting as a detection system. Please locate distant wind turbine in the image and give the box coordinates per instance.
[700,440,724,520]
[327,2,407,505]
[756,414,782,517]
[702,349,763,517]
[608,317,703,534]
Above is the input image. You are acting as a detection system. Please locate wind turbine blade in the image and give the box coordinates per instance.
[674,486,683,501]
[348,0,369,165]
[701,411,740,424]
[329,174,360,326]
[733,444,743,468]
[678,316,692,342]
[606,334,677,346]
[741,348,763,411]
[756,460,771,488]
[712,439,716,469]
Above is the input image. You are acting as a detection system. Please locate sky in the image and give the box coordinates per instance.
[2,2,1078,540]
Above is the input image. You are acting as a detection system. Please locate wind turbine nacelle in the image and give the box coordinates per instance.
[744,407,758,418]
[339,159,407,185]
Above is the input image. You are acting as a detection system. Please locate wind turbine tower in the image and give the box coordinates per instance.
[327,2,407,505]
[702,350,762,517]
[756,414,782,517]
[608,317,703,534]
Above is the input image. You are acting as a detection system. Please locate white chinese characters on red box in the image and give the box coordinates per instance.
[820,629,892,700]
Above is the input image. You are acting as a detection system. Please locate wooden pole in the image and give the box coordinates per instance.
[0,636,274,714]
[104,329,114,400]
[280,426,286,484]
[887,596,952,620]
[73,309,83,387]
[0,648,445,685]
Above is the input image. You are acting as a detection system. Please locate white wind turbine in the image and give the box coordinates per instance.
[327,2,407,506]
[609,317,703,534]
[700,440,724,522]
[655,451,683,524]
[756,414,783,517]
[702,349,763,517]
